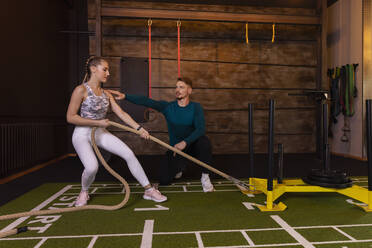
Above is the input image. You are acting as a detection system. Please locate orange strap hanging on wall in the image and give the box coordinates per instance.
[148,19,152,98]
[177,20,181,78]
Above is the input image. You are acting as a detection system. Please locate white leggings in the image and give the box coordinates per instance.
[72,126,150,191]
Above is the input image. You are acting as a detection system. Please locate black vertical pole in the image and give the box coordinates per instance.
[249,104,254,179]
[324,144,331,173]
[277,143,283,184]
[267,99,274,191]
[366,100,372,191]
[322,103,329,170]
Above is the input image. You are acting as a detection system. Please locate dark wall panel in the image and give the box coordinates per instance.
[0,0,88,176]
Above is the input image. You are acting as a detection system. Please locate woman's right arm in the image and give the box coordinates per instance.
[66,85,109,128]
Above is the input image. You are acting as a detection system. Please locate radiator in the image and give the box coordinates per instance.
[0,122,66,178]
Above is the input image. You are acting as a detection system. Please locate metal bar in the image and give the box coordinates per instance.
[267,99,275,191]
[277,143,283,184]
[315,0,327,159]
[366,100,372,191]
[324,143,331,172]
[248,103,254,179]
[322,103,328,170]
[102,7,321,25]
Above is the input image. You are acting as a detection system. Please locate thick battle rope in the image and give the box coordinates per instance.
[0,127,130,238]
[0,121,252,238]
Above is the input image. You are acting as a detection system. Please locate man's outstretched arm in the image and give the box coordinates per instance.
[106,90,168,112]
[125,94,169,112]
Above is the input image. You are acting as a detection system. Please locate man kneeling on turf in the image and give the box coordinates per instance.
[118,77,214,192]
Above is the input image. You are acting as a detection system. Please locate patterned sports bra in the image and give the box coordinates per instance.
[80,83,109,120]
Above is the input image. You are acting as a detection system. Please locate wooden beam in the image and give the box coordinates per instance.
[95,0,102,56]
[101,7,320,25]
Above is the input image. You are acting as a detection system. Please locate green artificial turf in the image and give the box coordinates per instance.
[0,178,372,248]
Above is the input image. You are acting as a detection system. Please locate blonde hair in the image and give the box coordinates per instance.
[82,56,106,83]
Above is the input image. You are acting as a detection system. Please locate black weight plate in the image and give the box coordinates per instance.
[307,174,351,184]
[303,177,353,189]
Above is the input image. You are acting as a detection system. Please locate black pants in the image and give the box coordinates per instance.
[158,135,212,185]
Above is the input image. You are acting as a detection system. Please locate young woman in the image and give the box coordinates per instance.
[66,56,166,206]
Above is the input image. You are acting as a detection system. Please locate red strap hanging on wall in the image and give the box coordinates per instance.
[177,20,181,78]
[148,19,152,98]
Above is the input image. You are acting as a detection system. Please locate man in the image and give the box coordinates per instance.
[122,77,214,192]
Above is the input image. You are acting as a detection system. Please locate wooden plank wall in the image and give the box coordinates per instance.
[87,0,319,155]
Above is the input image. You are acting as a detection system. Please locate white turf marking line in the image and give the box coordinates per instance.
[183,186,187,192]
[134,205,169,212]
[346,199,367,206]
[271,215,315,248]
[3,222,372,242]
[240,230,255,246]
[242,202,256,210]
[90,187,98,194]
[71,181,248,188]
[5,233,372,246]
[1,185,72,233]
[140,220,154,248]
[295,223,372,229]
[331,227,356,241]
[195,232,204,248]
[312,239,372,245]
[63,189,240,196]
[209,244,299,248]
[33,238,47,248]
[87,235,98,248]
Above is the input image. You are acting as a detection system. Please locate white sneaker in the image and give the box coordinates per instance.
[143,187,167,202]
[174,171,183,179]
[75,191,90,207]
[201,173,214,192]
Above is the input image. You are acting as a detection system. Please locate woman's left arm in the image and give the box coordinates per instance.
[105,90,150,139]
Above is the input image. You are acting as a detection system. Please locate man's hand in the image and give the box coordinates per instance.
[106,89,125,100]
[173,141,187,156]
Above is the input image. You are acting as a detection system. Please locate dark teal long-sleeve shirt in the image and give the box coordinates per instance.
[126,94,206,146]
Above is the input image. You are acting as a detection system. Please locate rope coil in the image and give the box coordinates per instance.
[0,121,254,238]
[0,127,130,238]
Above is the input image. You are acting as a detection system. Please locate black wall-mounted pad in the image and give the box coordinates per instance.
[120,57,149,123]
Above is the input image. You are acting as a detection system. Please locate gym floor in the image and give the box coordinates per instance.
[0,154,369,248]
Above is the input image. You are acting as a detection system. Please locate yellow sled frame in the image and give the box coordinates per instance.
[249,177,372,212]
